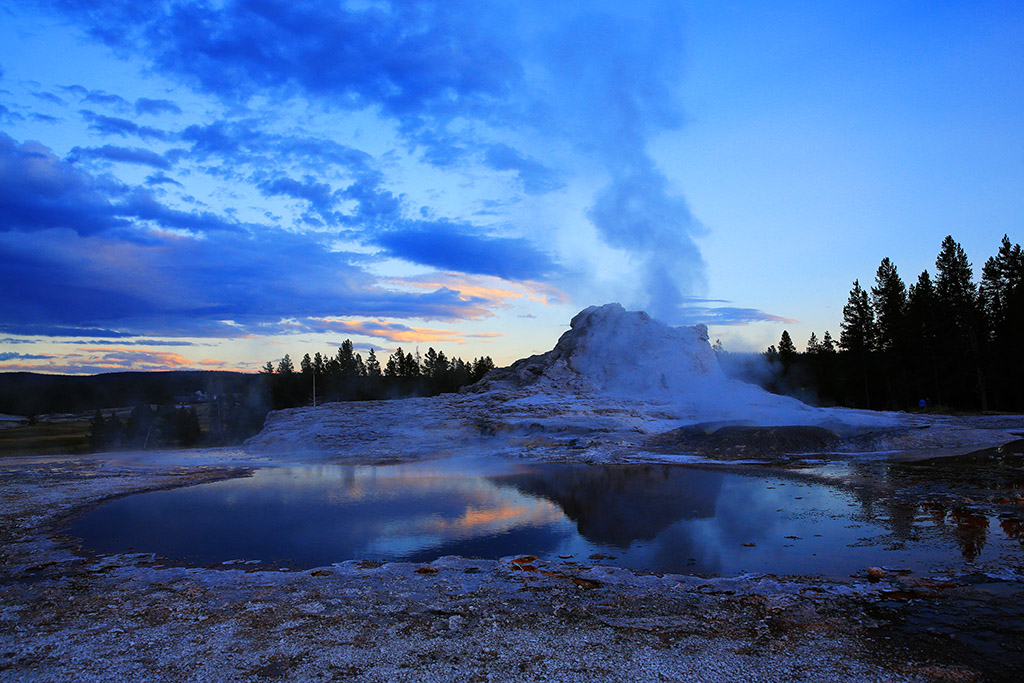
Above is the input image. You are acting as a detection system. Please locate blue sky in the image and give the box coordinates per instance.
[1,1,1021,374]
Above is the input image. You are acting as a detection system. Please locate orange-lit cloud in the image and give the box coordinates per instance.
[308,319,503,345]
[387,272,569,308]
[0,347,249,375]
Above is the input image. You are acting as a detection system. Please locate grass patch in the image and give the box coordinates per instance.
[0,420,90,457]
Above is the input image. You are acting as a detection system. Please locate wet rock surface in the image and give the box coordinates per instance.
[645,424,844,457]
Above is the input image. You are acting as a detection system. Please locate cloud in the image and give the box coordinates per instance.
[482,143,564,195]
[389,272,569,307]
[308,320,500,345]
[0,352,53,361]
[32,90,65,106]
[0,223,499,340]
[255,174,337,216]
[134,97,182,116]
[62,85,131,110]
[0,348,238,374]
[0,133,243,236]
[0,133,130,235]
[80,109,171,140]
[145,172,182,187]
[33,1,709,329]
[373,221,560,281]
[58,1,523,126]
[59,339,199,346]
[0,325,135,338]
[677,300,798,326]
[69,144,172,169]
[0,103,24,123]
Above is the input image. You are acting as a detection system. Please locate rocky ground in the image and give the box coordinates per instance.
[2,440,1023,682]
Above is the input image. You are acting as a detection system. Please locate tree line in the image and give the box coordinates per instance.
[751,234,1022,412]
[260,340,495,409]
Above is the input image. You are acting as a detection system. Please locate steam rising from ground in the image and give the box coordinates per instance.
[534,3,705,321]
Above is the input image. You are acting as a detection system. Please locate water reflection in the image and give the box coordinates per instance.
[491,464,722,547]
[65,457,1023,576]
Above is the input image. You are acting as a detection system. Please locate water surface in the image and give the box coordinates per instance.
[66,456,1022,577]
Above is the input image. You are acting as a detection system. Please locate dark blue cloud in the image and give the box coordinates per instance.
[0,130,499,337]
[62,85,130,110]
[145,172,182,187]
[255,175,336,215]
[373,221,559,281]
[80,109,170,140]
[0,133,128,235]
[0,225,494,338]
[47,1,522,152]
[69,144,172,169]
[0,352,53,361]
[0,103,24,123]
[179,121,403,227]
[62,339,198,346]
[0,133,238,236]
[121,188,242,233]
[179,120,371,169]
[483,143,564,195]
[0,325,135,338]
[30,113,60,123]
[134,97,182,116]
[32,90,65,106]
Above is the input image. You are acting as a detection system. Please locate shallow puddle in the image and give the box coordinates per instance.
[65,457,1023,577]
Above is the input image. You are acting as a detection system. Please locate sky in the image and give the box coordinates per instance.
[1,0,1022,374]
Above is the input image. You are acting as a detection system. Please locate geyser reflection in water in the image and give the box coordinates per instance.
[64,456,1020,576]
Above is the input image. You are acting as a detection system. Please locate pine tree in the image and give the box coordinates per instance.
[980,234,1023,339]
[935,236,979,333]
[398,348,420,377]
[934,235,986,409]
[871,257,909,408]
[907,270,940,404]
[805,332,821,354]
[871,257,907,353]
[471,357,495,382]
[276,354,294,374]
[821,331,836,353]
[385,349,402,378]
[840,279,876,408]
[336,340,358,377]
[840,280,876,354]
[979,235,1024,408]
[422,347,441,378]
[260,360,275,374]
[365,349,382,378]
[778,330,796,372]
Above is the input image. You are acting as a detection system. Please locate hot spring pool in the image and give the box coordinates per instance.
[64,456,1019,577]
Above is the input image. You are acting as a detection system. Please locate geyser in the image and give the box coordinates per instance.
[473,303,849,427]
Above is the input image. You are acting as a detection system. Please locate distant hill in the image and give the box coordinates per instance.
[0,371,261,416]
